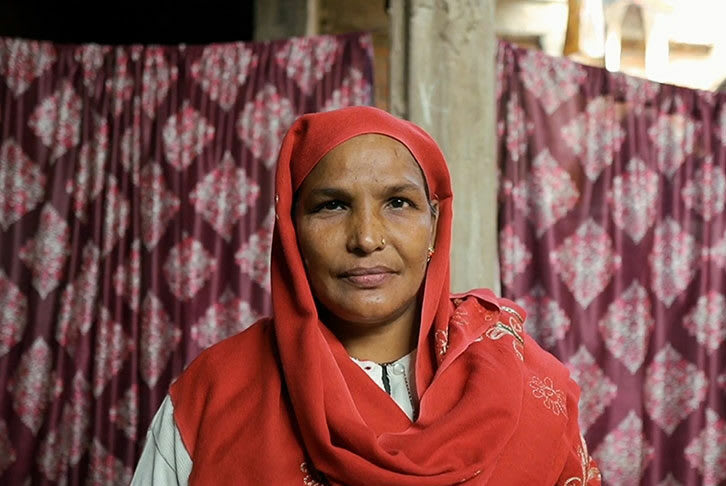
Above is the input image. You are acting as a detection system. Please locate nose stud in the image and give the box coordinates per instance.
[381,238,386,247]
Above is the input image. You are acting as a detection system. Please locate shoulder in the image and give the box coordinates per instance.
[451,288,527,325]
[170,318,276,401]
[452,289,568,371]
[495,297,527,324]
[169,318,280,455]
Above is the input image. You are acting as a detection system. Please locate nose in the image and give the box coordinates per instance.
[346,205,385,255]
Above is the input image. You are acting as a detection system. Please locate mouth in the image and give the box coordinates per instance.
[339,266,396,288]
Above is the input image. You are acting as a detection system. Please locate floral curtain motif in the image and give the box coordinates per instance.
[0,33,373,485]
[497,41,726,485]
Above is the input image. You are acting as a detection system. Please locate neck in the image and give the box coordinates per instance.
[320,306,419,363]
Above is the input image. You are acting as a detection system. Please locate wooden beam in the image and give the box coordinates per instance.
[564,0,581,55]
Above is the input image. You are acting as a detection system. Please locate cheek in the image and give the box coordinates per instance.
[391,217,436,254]
[297,224,339,275]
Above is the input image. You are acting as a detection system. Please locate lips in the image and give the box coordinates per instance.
[339,266,396,288]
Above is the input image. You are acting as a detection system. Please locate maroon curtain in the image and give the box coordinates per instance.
[0,33,373,485]
[497,41,726,485]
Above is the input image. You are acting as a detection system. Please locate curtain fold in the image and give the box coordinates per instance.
[0,33,373,485]
[497,40,726,486]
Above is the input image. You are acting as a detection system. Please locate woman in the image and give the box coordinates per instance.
[132,106,601,485]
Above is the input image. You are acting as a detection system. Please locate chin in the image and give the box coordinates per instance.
[328,305,393,325]
[326,296,414,328]
[348,313,397,327]
[314,283,418,328]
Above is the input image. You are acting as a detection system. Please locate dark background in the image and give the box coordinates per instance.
[0,0,255,44]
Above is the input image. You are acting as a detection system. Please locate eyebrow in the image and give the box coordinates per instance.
[308,183,423,198]
[307,187,351,199]
[382,183,424,195]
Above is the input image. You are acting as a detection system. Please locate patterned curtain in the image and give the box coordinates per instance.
[0,33,373,485]
[497,41,726,486]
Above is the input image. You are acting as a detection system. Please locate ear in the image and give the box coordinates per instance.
[428,200,440,249]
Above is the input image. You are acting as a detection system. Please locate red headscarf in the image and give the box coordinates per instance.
[170,107,600,485]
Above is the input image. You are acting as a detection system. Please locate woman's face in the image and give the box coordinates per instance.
[294,134,439,331]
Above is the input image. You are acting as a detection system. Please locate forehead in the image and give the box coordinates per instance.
[300,134,427,189]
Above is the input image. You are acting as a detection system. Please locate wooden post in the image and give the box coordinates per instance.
[392,0,500,293]
[564,0,582,55]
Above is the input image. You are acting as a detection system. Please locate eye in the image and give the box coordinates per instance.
[314,200,346,212]
[388,197,413,209]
